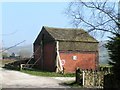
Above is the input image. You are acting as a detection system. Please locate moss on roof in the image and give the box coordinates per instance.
[59,41,98,51]
[43,26,98,42]
[34,26,99,51]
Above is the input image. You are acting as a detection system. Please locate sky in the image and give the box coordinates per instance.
[2,2,73,47]
[1,0,119,47]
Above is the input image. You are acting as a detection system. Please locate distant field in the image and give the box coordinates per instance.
[0,59,16,67]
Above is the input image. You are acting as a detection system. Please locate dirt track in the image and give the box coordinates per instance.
[0,68,75,88]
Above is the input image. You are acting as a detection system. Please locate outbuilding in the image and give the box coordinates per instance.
[34,26,99,73]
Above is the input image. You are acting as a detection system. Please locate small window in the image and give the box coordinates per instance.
[72,56,77,60]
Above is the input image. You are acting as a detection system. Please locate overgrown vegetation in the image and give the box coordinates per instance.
[21,69,75,77]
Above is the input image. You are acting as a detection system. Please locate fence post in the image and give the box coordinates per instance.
[20,64,23,70]
[83,71,85,86]
[76,67,82,85]
[92,71,95,86]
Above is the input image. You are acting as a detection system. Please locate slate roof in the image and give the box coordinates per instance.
[34,26,98,51]
[44,26,98,42]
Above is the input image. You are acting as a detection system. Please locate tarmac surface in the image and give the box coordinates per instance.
[0,68,75,89]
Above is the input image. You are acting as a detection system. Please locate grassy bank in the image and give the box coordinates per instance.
[1,59,16,67]
[21,69,75,77]
[2,59,75,77]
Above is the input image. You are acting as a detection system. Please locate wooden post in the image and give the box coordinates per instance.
[20,64,23,70]
[83,71,85,86]
[93,71,95,86]
[76,67,82,85]
[76,67,80,83]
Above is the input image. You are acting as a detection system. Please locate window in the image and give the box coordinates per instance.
[72,56,77,60]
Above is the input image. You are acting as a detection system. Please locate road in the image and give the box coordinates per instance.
[0,68,75,88]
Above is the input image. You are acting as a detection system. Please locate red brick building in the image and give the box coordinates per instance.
[34,26,99,73]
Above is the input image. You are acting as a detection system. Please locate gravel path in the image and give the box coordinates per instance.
[0,68,74,88]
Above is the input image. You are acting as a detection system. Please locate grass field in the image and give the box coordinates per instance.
[21,69,75,77]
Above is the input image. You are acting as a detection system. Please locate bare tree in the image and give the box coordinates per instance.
[66,0,120,36]
[66,1,120,87]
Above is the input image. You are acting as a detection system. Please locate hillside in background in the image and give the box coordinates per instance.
[3,44,33,58]
[3,41,109,64]
[99,41,109,64]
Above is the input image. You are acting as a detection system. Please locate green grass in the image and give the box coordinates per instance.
[64,81,83,88]
[2,59,75,77]
[99,64,113,68]
[21,69,75,77]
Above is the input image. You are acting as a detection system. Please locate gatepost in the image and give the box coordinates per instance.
[76,67,82,85]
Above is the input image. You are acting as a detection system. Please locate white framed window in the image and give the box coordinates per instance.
[72,56,77,60]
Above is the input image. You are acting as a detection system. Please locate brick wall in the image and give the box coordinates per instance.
[43,42,56,71]
[34,42,56,71]
[34,44,41,60]
[34,44,42,68]
[60,51,98,73]
[34,43,98,73]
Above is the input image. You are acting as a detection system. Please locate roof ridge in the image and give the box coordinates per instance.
[42,26,98,42]
[43,26,85,31]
